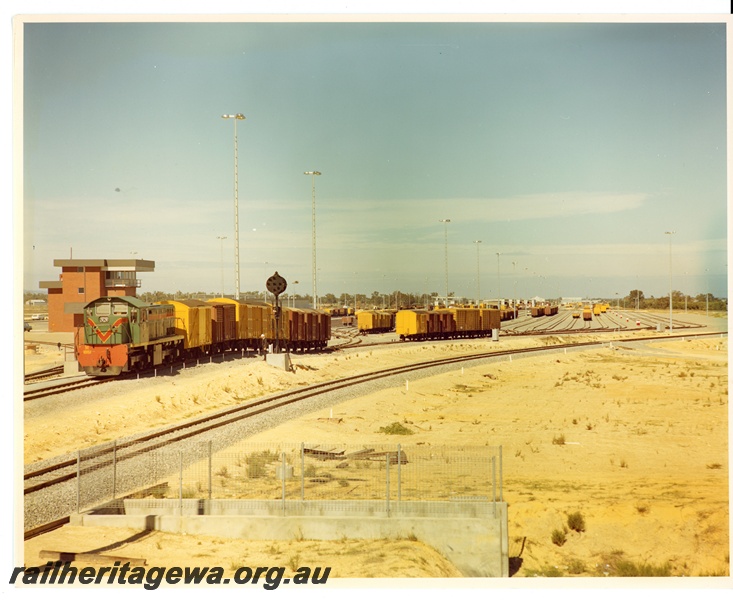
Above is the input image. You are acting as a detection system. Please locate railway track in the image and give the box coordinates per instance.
[501,309,705,336]
[23,351,262,402]
[23,517,71,541]
[329,325,363,349]
[24,365,65,384]
[30,348,530,496]
[23,377,108,402]
[24,342,354,403]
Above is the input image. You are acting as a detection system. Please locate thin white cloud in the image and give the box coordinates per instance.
[316,191,651,233]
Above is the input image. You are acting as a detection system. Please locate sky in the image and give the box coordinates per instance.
[16,12,730,303]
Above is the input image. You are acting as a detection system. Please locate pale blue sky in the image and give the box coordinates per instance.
[20,19,728,300]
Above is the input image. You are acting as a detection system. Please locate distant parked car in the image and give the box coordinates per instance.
[31,314,45,320]
[24,322,32,332]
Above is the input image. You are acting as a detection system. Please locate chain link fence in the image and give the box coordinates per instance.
[76,441,503,516]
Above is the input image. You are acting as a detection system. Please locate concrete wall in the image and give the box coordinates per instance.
[72,499,509,577]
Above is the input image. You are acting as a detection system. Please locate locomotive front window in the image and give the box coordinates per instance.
[112,303,128,315]
[96,304,111,316]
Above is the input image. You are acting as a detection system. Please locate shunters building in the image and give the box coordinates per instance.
[39,259,155,332]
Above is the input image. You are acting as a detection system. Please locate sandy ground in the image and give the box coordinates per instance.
[20,318,730,580]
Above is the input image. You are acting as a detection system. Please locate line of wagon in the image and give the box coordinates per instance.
[76,296,331,377]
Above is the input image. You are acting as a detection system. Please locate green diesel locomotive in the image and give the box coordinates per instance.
[77,296,182,376]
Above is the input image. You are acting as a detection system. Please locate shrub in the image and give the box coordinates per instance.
[567,511,586,532]
[526,565,564,577]
[552,434,566,446]
[181,485,198,499]
[635,503,649,515]
[613,560,672,577]
[377,422,414,435]
[246,450,280,478]
[566,559,586,575]
[287,553,301,571]
[551,529,567,546]
[248,461,266,478]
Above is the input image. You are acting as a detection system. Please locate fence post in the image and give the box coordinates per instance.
[208,441,212,500]
[112,440,117,501]
[397,444,402,504]
[76,450,81,514]
[300,443,305,502]
[386,454,391,517]
[491,456,496,518]
[179,452,183,516]
[499,445,503,502]
[281,452,286,514]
